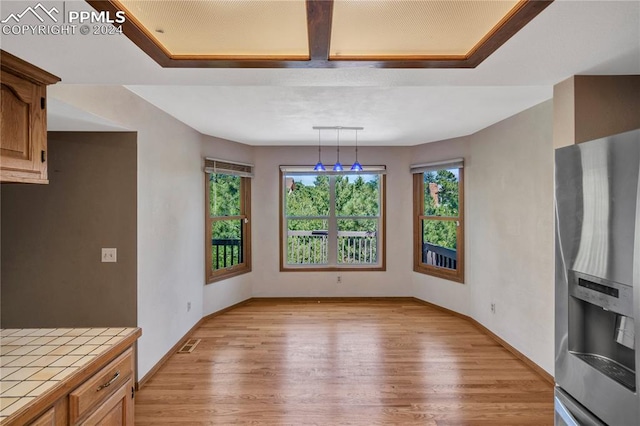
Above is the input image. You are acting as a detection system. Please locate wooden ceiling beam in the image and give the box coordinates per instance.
[306,0,334,61]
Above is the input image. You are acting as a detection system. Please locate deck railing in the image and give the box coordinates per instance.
[338,231,377,264]
[211,238,242,269]
[287,230,377,265]
[422,243,457,270]
[287,231,328,264]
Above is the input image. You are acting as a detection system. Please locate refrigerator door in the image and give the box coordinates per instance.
[555,128,640,425]
[555,388,605,426]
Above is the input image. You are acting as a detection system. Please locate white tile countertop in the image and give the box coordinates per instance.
[0,327,138,422]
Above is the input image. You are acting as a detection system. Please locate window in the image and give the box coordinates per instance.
[412,159,464,283]
[280,167,386,271]
[205,158,252,283]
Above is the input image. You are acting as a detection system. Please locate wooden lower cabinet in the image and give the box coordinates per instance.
[81,377,134,426]
[28,407,55,426]
[68,348,134,426]
[27,398,67,425]
[4,329,140,426]
[27,374,134,426]
[69,349,134,425]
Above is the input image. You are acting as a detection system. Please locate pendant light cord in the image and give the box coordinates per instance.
[337,128,340,163]
[355,129,358,161]
[318,129,322,162]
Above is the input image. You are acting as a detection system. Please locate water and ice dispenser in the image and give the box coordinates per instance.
[567,271,635,391]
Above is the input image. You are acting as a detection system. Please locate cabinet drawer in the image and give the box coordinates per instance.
[69,348,133,424]
[82,376,134,426]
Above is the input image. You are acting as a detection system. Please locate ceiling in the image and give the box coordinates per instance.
[93,0,544,68]
[115,0,310,57]
[1,0,639,146]
[329,0,522,58]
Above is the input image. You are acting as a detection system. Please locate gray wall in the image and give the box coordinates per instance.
[1,131,137,327]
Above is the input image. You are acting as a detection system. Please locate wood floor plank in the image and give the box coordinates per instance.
[135,299,553,425]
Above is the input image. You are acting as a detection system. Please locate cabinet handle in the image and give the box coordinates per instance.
[97,371,120,391]
[41,97,45,110]
[41,150,46,163]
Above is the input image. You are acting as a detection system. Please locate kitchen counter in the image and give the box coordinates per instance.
[0,327,141,424]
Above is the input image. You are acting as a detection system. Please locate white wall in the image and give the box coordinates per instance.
[201,134,253,314]
[251,145,414,297]
[411,101,555,373]
[467,100,555,373]
[46,86,249,378]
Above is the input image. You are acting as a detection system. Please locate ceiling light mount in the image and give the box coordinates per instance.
[312,126,364,172]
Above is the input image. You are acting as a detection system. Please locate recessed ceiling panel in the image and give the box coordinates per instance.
[116,0,309,58]
[330,0,523,58]
[88,0,552,67]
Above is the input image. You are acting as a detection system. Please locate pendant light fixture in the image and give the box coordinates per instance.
[313,128,326,171]
[333,127,343,171]
[350,128,363,172]
[312,126,363,172]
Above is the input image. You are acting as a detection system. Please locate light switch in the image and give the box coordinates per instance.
[101,248,117,263]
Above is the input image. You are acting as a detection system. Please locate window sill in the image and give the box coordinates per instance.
[413,264,464,284]
[206,266,251,284]
[280,265,386,272]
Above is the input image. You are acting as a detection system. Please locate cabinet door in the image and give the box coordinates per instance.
[80,376,134,426]
[28,407,54,426]
[27,397,68,426]
[0,70,47,182]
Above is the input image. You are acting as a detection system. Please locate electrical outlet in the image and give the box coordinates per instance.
[337,275,342,283]
[490,303,496,314]
[101,248,117,263]
[187,302,191,312]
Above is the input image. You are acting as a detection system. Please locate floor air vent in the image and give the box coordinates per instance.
[177,338,201,354]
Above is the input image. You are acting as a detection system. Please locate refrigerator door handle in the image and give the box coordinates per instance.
[555,396,580,426]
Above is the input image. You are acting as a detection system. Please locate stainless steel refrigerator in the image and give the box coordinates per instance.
[555,128,640,425]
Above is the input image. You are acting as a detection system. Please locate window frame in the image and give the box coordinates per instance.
[279,169,386,272]
[205,171,252,284]
[413,166,464,283]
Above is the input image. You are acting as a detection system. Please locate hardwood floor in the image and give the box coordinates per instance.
[135,299,553,425]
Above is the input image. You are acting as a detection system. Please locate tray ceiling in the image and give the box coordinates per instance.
[89,0,552,68]
[330,0,520,58]
[116,0,309,58]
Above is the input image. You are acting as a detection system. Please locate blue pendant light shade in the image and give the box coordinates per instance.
[333,128,343,171]
[313,126,362,172]
[350,129,363,172]
[313,129,325,171]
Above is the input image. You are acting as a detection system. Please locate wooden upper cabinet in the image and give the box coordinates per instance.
[1,50,60,184]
